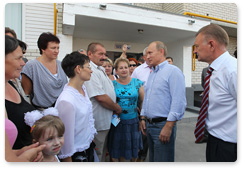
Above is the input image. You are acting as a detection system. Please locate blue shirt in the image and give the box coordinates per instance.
[113,78,143,120]
[141,61,186,121]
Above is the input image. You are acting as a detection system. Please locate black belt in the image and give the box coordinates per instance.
[147,117,167,124]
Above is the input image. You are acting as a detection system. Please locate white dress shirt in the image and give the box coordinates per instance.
[207,51,237,143]
[131,62,151,89]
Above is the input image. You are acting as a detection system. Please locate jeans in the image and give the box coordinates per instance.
[146,121,177,162]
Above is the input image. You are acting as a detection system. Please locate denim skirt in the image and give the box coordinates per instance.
[108,117,142,160]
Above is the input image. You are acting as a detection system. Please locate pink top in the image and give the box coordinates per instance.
[5,118,18,148]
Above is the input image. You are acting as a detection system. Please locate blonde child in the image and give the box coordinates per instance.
[24,108,65,162]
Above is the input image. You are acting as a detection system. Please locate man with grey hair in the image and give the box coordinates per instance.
[194,24,237,162]
[140,41,186,162]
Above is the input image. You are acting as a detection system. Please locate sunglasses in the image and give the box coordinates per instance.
[129,64,137,67]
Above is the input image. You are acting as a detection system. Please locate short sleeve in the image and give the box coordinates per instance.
[133,78,143,90]
[137,79,143,88]
[21,60,35,80]
[84,71,106,98]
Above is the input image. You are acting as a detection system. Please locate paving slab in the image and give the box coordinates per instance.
[175,117,206,162]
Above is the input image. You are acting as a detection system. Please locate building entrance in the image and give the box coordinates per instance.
[106,51,143,63]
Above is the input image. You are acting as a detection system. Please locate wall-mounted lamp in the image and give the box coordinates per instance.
[188,19,195,25]
[138,29,144,34]
[100,4,107,10]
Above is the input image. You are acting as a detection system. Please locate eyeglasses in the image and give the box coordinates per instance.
[129,64,137,67]
[83,66,92,70]
[80,64,91,70]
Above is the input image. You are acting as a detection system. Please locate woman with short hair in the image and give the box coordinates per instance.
[55,51,97,162]
[21,32,68,109]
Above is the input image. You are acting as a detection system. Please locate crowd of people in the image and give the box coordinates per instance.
[5,23,237,162]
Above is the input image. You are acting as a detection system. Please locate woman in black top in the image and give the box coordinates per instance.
[5,35,35,149]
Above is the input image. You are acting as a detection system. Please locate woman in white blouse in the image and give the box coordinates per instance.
[55,51,97,162]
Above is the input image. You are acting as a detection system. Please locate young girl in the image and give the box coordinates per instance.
[24,107,65,162]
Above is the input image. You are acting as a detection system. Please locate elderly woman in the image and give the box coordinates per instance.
[102,58,117,81]
[5,35,46,162]
[5,35,36,149]
[109,58,144,162]
[5,27,30,103]
[21,32,68,109]
[55,51,97,162]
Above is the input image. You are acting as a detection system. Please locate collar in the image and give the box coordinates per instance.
[90,61,98,68]
[143,62,150,68]
[90,61,105,71]
[152,60,168,72]
[210,51,229,71]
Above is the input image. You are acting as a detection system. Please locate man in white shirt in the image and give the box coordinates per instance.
[131,47,151,89]
[84,42,122,162]
[194,24,237,162]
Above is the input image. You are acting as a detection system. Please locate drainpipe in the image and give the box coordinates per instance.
[183,12,237,25]
[54,3,58,35]
[192,45,196,71]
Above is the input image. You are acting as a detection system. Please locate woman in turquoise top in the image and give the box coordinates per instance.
[109,58,144,162]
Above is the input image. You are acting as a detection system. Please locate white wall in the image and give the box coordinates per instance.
[167,36,195,87]
[73,37,148,54]
[22,3,73,62]
[63,3,209,33]
[23,3,54,49]
[58,34,73,61]
[183,46,192,88]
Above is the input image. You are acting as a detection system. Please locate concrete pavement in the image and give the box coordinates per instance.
[175,110,206,162]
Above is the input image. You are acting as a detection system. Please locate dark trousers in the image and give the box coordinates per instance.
[72,142,96,162]
[138,132,148,160]
[206,134,237,162]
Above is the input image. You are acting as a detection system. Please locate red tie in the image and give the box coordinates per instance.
[194,67,214,143]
